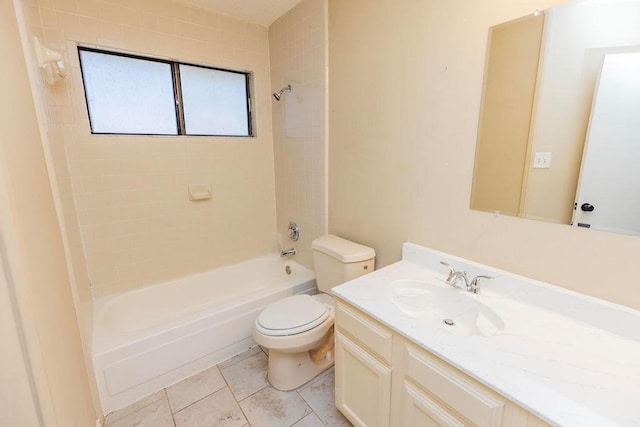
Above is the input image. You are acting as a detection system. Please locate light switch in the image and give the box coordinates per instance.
[533,152,552,169]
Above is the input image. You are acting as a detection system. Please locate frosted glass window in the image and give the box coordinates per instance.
[179,64,250,136]
[77,47,254,137]
[79,49,178,135]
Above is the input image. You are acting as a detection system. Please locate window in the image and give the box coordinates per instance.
[78,47,252,137]
[180,64,250,136]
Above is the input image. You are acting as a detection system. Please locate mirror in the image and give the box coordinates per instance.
[471,0,640,236]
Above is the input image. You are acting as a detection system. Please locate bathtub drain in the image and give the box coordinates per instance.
[285,265,292,275]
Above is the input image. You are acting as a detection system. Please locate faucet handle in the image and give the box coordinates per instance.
[440,261,459,286]
[440,261,455,274]
[469,275,493,294]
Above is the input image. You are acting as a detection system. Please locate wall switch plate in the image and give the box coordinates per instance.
[533,151,552,169]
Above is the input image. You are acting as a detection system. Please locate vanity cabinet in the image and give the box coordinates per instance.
[335,301,393,427]
[335,300,550,427]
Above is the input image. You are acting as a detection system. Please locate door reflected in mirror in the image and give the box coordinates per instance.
[470,0,640,236]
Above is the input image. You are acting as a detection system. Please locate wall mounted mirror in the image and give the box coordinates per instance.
[470,0,640,236]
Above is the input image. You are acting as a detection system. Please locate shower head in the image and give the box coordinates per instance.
[273,84,292,101]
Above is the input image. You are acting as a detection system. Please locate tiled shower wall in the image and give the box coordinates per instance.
[32,0,277,296]
[269,0,328,269]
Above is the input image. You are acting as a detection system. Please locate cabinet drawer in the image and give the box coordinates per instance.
[336,301,393,364]
[405,344,504,427]
[403,380,467,427]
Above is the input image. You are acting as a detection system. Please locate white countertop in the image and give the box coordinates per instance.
[332,243,640,427]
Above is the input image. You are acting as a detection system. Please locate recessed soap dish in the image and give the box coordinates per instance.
[188,184,212,201]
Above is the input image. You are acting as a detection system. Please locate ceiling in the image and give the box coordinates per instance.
[179,0,305,26]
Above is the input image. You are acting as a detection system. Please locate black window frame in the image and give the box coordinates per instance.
[77,46,254,137]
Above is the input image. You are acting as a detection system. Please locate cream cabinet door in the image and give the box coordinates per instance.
[335,331,392,427]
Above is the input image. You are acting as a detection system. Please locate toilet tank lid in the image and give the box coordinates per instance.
[312,235,375,263]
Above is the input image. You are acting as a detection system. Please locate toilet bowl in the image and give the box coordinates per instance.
[253,235,375,391]
[253,293,335,391]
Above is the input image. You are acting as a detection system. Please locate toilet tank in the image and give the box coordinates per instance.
[311,235,375,293]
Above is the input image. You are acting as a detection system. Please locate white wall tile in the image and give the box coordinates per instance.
[34,0,277,295]
[269,0,327,269]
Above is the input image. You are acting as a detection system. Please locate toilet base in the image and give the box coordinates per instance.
[267,344,334,391]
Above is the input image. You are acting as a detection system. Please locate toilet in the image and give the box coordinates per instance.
[253,234,375,391]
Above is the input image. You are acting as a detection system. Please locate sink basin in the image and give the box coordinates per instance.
[388,279,505,337]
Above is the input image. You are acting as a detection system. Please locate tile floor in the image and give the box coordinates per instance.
[104,347,352,427]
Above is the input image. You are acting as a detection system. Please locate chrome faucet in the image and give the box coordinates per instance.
[440,261,492,294]
[280,247,297,257]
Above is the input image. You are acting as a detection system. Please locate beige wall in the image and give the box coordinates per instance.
[16,0,102,414]
[0,0,96,423]
[270,0,328,268]
[35,0,277,295]
[471,14,544,217]
[328,0,414,263]
[329,0,640,310]
[0,242,40,427]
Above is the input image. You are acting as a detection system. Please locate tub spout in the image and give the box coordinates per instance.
[280,247,297,257]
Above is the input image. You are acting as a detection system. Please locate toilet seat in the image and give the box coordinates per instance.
[256,294,329,336]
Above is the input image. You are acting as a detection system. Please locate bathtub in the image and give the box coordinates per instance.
[92,255,316,414]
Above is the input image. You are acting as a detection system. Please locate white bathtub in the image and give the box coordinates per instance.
[92,255,316,414]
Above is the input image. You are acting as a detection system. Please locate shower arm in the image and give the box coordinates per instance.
[273,84,292,101]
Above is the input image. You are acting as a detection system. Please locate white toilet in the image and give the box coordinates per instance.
[253,234,375,391]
